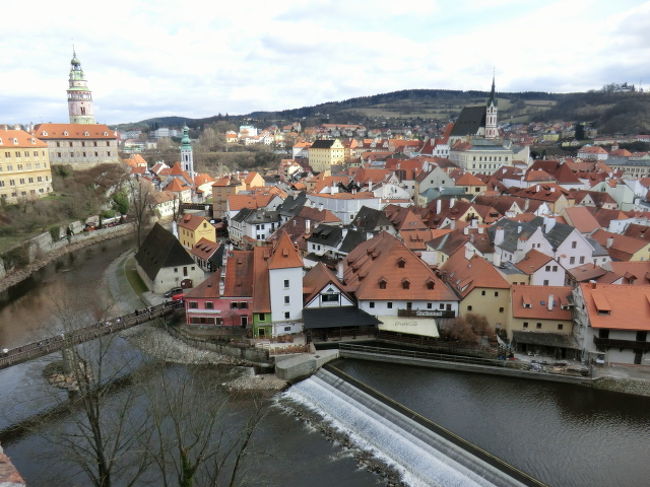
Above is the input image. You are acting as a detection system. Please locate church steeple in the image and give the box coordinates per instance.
[180,125,195,183]
[67,49,96,124]
[485,74,498,139]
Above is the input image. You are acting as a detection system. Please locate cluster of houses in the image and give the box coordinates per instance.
[125,86,650,368]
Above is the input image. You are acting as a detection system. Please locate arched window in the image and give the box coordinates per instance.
[397,257,406,268]
[378,279,387,290]
[402,280,410,290]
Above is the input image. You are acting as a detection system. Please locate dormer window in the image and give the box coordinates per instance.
[84,131,89,137]
[397,257,406,268]
[402,279,410,290]
[103,131,109,136]
[426,279,435,290]
[42,131,48,136]
[63,131,69,136]
[13,138,18,145]
[378,279,387,290]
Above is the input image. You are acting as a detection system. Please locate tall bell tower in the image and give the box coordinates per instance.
[67,49,96,124]
[180,126,194,182]
[485,75,498,139]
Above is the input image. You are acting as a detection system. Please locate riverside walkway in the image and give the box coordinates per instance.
[0,301,183,370]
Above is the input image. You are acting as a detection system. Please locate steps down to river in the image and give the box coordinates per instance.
[285,369,537,487]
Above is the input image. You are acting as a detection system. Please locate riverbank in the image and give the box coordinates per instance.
[0,223,134,294]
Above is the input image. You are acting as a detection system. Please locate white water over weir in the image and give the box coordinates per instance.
[284,369,530,487]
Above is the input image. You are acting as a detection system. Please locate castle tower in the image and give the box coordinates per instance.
[67,49,96,124]
[180,125,194,182]
[485,75,498,139]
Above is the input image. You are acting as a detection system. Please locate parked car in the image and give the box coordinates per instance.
[164,287,183,298]
[171,292,185,303]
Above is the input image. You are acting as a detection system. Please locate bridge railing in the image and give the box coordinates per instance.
[338,343,507,368]
[0,301,183,369]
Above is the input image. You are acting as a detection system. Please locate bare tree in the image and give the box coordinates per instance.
[143,365,267,487]
[37,294,152,487]
[127,178,154,249]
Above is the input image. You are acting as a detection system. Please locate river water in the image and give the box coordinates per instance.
[1,238,649,486]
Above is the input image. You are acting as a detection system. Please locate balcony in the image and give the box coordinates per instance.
[593,336,650,352]
[397,309,456,319]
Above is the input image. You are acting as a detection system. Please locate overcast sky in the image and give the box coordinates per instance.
[2,0,650,125]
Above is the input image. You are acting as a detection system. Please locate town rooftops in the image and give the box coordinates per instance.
[178,214,209,231]
[223,250,254,297]
[441,251,510,298]
[580,283,650,330]
[563,206,601,234]
[184,272,221,299]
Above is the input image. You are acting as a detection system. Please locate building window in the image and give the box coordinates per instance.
[189,302,198,309]
[259,313,265,321]
[439,303,445,309]
[570,256,575,265]
[284,312,290,319]
[284,279,290,288]
[379,279,387,289]
[536,323,542,329]
[467,305,473,311]
[571,241,577,249]
[523,322,528,328]
[543,280,549,286]
[205,302,214,309]
[545,265,551,272]
[552,266,558,272]
[322,293,338,303]
[579,256,585,264]
[387,302,392,309]
[557,324,563,330]
[369,302,375,309]
[427,303,432,309]
[499,307,504,312]
[402,280,410,290]
[284,296,290,304]
[494,291,499,297]
[481,290,486,295]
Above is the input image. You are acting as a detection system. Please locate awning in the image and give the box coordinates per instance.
[378,315,439,338]
[512,331,579,349]
[303,307,381,329]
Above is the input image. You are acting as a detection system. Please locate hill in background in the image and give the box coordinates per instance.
[116,89,650,134]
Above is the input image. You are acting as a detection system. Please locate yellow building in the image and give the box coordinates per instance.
[441,252,511,332]
[308,139,344,173]
[0,129,53,203]
[242,171,265,191]
[177,214,216,250]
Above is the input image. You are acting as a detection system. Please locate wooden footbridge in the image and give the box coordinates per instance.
[0,301,183,370]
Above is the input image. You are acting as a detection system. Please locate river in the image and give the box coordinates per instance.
[1,238,649,486]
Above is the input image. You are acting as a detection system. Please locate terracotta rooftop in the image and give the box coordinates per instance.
[268,231,304,270]
[223,250,254,297]
[178,214,209,231]
[33,123,116,139]
[563,206,601,234]
[252,246,271,313]
[184,272,221,299]
[441,251,510,298]
[0,128,47,147]
[511,285,573,320]
[580,283,650,330]
[514,249,555,274]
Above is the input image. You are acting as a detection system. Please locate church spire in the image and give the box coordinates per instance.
[485,73,498,139]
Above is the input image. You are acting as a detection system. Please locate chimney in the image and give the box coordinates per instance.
[547,294,554,311]
[590,280,597,289]
[368,181,373,192]
[536,185,540,192]
[517,225,522,234]
[336,260,345,280]
[450,198,456,208]
[606,236,614,248]
[463,226,469,235]
[478,226,484,234]
[543,216,556,233]
[493,252,502,267]
[305,219,311,234]
[495,227,505,246]
[436,199,442,214]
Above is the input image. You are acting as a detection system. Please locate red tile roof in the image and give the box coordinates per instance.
[223,250,254,297]
[514,249,555,274]
[511,285,572,320]
[185,272,221,299]
[268,231,303,269]
[0,128,48,147]
[33,123,116,139]
[563,206,601,234]
[303,263,352,305]
[344,232,457,301]
[580,283,650,330]
[441,251,510,298]
[178,214,210,231]
[252,246,271,312]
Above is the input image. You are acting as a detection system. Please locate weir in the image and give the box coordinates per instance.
[284,368,545,487]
